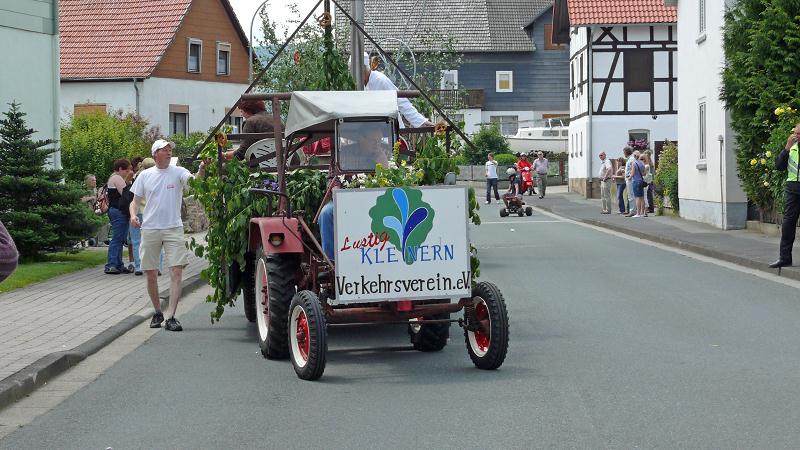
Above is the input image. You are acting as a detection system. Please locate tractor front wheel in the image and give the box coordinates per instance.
[289,291,327,380]
[464,282,509,370]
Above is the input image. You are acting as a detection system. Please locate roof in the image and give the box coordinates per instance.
[59,0,250,80]
[565,0,677,25]
[285,91,399,137]
[336,0,553,53]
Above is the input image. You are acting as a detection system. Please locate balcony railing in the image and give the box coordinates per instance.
[429,89,484,109]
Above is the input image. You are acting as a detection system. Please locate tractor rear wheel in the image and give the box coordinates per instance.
[408,301,450,352]
[241,251,256,323]
[500,208,508,217]
[525,206,533,216]
[254,247,298,359]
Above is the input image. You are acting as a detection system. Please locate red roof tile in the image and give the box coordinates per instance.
[567,0,677,25]
[59,0,192,79]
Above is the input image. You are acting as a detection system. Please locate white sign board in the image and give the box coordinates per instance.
[333,186,471,303]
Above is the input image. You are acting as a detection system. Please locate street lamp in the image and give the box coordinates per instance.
[248,0,271,84]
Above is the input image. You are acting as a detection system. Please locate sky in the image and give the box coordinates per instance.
[228,0,324,44]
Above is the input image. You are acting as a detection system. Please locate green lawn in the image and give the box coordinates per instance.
[0,249,108,293]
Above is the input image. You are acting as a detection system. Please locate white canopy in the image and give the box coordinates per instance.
[284,90,400,137]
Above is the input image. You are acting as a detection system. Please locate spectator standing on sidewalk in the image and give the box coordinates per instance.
[598,152,613,214]
[533,152,549,198]
[0,220,18,283]
[623,147,636,216]
[104,159,132,274]
[769,122,800,268]
[630,150,647,217]
[614,157,628,214]
[485,153,500,204]
[641,152,655,213]
[130,139,207,331]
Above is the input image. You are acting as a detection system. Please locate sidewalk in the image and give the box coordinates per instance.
[0,233,209,410]
[532,187,800,280]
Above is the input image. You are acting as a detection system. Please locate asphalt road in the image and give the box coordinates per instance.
[4,202,800,449]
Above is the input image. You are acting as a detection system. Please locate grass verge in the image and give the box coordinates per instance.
[0,250,107,293]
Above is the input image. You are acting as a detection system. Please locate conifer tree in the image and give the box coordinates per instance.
[0,102,102,257]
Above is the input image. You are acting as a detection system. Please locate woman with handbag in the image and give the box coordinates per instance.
[643,152,655,213]
[630,151,648,218]
[104,159,132,274]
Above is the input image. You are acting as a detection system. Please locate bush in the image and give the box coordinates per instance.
[464,124,509,164]
[494,153,517,165]
[721,1,800,214]
[654,140,679,213]
[60,110,156,184]
[0,102,103,257]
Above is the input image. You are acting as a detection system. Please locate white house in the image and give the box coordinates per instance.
[59,0,252,137]
[553,0,678,197]
[1,0,60,168]
[666,0,747,229]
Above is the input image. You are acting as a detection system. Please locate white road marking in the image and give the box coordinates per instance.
[532,207,800,291]
[477,220,563,225]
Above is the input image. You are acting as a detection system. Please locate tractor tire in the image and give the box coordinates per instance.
[408,302,450,352]
[464,281,509,370]
[500,208,508,217]
[517,209,524,217]
[289,290,328,381]
[525,206,533,216]
[241,251,257,323]
[254,247,298,360]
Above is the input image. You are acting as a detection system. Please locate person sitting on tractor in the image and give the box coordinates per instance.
[318,125,392,261]
[502,167,519,208]
[222,100,278,161]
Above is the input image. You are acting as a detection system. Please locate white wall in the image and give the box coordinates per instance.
[1,26,60,168]
[676,0,746,229]
[568,27,590,181]
[140,77,248,135]
[60,77,248,136]
[60,81,138,120]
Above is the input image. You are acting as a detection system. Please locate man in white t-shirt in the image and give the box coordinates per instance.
[485,153,500,204]
[130,139,206,331]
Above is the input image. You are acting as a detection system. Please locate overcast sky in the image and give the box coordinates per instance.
[228,0,324,44]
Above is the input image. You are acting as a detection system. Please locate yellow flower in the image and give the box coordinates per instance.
[760,158,767,165]
[775,107,785,116]
[764,181,770,187]
[750,159,758,166]
[766,151,772,158]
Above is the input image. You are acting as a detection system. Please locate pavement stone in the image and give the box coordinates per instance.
[533,191,800,280]
[0,233,209,410]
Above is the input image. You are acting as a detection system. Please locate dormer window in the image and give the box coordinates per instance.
[188,38,202,73]
[217,42,231,76]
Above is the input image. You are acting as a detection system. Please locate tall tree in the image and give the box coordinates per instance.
[0,102,103,257]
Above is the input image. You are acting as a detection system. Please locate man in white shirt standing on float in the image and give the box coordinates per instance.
[358,54,434,128]
[130,139,206,332]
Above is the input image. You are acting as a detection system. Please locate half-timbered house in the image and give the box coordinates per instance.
[667,0,747,229]
[553,0,678,197]
[59,0,252,136]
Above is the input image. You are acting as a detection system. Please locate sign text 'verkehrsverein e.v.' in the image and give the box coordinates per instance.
[333,186,471,303]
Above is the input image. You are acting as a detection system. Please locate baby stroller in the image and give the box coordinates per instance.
[500,168,533,217]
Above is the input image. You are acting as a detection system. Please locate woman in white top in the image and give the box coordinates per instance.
[640,153,653,215]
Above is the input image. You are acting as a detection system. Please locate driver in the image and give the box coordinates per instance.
[318,126,391,261]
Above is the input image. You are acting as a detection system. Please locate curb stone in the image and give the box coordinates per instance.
[0,273,207,411]
[536,204,800,283]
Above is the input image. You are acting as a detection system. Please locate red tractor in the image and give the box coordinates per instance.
[232,90,509,380]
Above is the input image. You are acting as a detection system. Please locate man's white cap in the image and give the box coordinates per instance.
[151,139,174,155]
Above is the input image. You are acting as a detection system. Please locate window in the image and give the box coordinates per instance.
[699,102,707,161]
[433,113,464,124]
[579,55,584,93]
[187,38,202,73]
[544,24,564,50]
[496,71,513,92]
[699,0,706,35]
[217,42,231,75]
[440,70,458,89]
[169,104,189,136]
[490,115,518,136]
[624,50,653,92]
[570,62,574,97]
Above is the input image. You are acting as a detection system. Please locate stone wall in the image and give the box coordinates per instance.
[181,195,209,233]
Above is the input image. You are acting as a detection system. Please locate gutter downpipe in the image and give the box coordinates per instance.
[586,27,593,198]
[132,78,140,116]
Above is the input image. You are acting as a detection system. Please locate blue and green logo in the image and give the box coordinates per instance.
[368,188,435,264]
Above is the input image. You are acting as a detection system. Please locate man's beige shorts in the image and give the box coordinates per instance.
[140,227,189,270]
